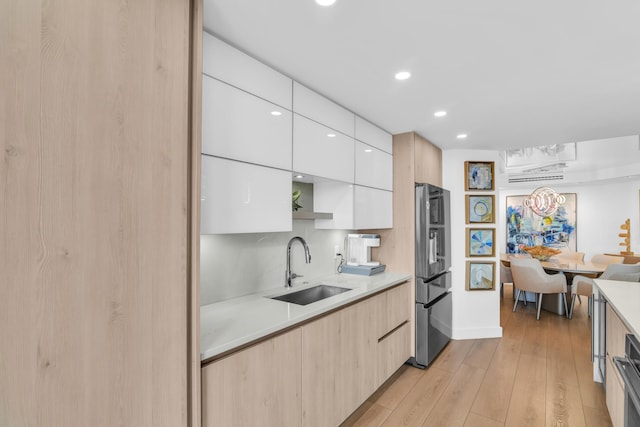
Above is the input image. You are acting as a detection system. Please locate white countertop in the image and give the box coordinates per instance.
[200,271,412,362]
[594,279,640,339]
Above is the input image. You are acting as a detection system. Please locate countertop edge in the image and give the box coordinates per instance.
[200,272,412,362]
[594,279,640,339]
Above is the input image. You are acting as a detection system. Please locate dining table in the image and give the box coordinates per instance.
[500,254,608,316]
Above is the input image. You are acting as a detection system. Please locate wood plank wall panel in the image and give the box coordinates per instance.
[0,1,195,426]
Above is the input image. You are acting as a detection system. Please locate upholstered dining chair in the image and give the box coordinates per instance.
[553,251,585,263]
[510,258,568,320]
[502,253,531,301]
[573,253,624,306]
[569,262,640,319]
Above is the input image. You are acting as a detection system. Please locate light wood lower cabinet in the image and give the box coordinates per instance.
[605,304,630,427]
[201,328,302,427]
[301,297,378,426]
[201,282,410,427]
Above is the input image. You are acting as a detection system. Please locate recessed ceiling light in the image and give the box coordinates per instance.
[457,134,468,139]
[434,111,447,118]
[316,0,336,6]
[295,174,304,179]
[327,133,336,138]
[395,71,411,80]
[364,148,373,153]
[271,111,282,116]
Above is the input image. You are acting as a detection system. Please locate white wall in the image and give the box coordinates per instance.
[201,222,351,305]
[444,147,640,341]
[443,149,503,340]
[501,179,640,259]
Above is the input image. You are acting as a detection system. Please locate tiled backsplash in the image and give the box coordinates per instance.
[201,221,351,305]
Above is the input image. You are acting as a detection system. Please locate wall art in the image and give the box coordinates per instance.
[506,193,577,253]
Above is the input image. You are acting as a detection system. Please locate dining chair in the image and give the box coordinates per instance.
[510,258,568,320]
[504,253,532,303]
[553,251,585,263]
[569,262,640,318]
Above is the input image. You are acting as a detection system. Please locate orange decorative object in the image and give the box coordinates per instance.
[522,245,561,261]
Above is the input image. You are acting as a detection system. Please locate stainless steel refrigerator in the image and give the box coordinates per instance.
[412,183,452,368]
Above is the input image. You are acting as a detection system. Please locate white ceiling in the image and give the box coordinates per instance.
[204,0,640,153]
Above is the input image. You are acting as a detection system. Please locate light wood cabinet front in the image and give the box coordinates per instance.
[202,328,302,427]
[605,304,631,427]
[301,297,377,426]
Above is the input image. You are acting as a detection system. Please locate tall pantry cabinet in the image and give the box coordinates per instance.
[364,131,442,356]
[0,1,202,427]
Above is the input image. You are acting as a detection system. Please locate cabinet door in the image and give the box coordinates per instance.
[301,297,377,426]
[376,282,411,339]
[313,181,355,230]
[201,156,292,234]
[354,185,393,229]
[202,76,292,169]
[293,114,354,183]
[203,32,292,109]
[606,357,625,427]
[293,82,354,137]
[355,116,392,154]
[355,141,393,191]
[202,328,302,427]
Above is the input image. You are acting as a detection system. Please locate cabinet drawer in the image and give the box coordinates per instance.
[376,282,411,339]
[377,321,411,388]
[293,114,354,183]
[201,156,292,234]
[293,82,354,137]
[606,356,625,427]
[355,116,392,154]
[203,32,292,109]
[202,76,292,169]
[355,141,393,191]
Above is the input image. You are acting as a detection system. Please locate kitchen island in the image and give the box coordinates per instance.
[593,279,640,427]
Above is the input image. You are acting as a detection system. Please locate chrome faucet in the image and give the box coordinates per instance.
[286,236,311,287]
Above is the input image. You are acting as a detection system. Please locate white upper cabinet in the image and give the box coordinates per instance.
[355,116,392,154]
[313,181,355,230]
[202,32,292,109]
[202,76,292,170]
[201,156,292,234]
[293,114,354,183]
[355,141,393,191]
[293,82,354,137]
[354,186,393,229]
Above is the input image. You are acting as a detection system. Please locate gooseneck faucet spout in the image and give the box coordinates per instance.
[286,236,311,287]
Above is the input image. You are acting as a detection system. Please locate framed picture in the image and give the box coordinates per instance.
[466,261,495,291]
[465,161,494,191]
[506,193,577,253]
[466,228,495,257]
[466,194,495,224]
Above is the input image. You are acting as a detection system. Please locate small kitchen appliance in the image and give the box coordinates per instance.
[341,234,385,275]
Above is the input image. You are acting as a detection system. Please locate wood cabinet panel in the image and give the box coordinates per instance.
[301,297,377,426]
[414,133,443,187]
[377,322,411,388]
[202,32,292,109]
[0,1,195,426]
[202,76,292,169]
[376,282,411,338]
[605,304,630,427]
[202,329,302,427]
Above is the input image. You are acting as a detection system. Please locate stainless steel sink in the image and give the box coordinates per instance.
[270,284,352,306]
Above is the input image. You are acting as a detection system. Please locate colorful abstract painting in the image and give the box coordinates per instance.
[506,193,577,254]
[467,228,495,257]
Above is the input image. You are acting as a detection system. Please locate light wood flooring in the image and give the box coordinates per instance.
[342,284,612,427]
